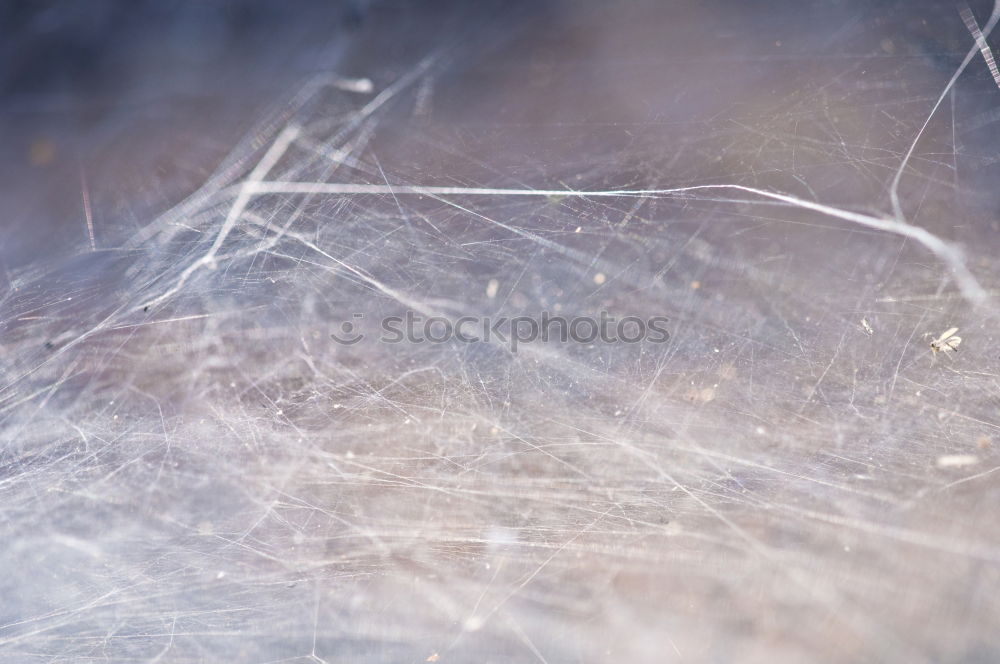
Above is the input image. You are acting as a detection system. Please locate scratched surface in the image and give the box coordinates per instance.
[2,1,1000,662]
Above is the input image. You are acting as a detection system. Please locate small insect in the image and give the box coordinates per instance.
[927,327,961,357]
[861,318,874,336]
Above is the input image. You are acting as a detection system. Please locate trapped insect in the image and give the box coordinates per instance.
[927,327,961,357]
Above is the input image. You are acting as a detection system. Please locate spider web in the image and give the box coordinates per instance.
[2,1,1000,662]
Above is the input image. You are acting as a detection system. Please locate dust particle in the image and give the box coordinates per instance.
[28,138,56,166]
[936,454,979,468]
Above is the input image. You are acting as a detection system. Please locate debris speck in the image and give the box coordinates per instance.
[936,454,979,468]
[593,272,606,285]
[28,138,56,166]
[486,279,499,299]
